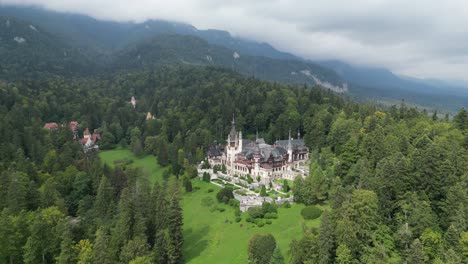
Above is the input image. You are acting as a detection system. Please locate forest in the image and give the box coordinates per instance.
[0,65,467,263]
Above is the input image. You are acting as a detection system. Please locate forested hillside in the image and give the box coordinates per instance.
[0,65,466,263]
[0,17,95,80]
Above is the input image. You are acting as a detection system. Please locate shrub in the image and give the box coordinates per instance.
[264,212,278,219]
[201,197,215,207]
[301,206,323,220]
[216,187,234,203]
[265,219,272,225]
[207,188,214,193]
[209,205,218,212]
[229,199,239,207]
[282,201,291,208]
[218,207,226,212]
[235,217,242,223]
[255,219,265,227]
[246,216,253,223]
[248,207,264,219]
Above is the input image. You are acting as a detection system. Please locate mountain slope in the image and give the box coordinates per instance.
[319,60,468,112]
[0,5,297,60]
[0,16,94,79]
[112,34,346,91]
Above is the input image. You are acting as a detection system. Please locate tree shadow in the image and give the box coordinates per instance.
[183,225,210,262]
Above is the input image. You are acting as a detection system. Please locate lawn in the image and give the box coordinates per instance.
[183,180,326,264]
[99,149,326,263]
[99,148,165,184]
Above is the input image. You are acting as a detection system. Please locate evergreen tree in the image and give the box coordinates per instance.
[335,244,352,264]
[56,223,76,264]
[318,211,335,264]
[92,228,114,264]
[166,180,183,264]
[407,239,427,264]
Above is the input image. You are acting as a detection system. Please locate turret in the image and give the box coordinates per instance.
[228,115,237,147]
[287,129,293,162]
[253,143,261,176]
[239,131,243,153]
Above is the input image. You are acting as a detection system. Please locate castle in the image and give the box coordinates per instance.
[208,118,309,185]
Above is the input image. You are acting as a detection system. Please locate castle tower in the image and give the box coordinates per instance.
[226,115,240,172]
[287,129,293,163]
[253,143,261,176]
[238,131,243,153]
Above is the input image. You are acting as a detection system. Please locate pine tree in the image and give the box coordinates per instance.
[93,176,115,227]
[92,227,114,264]
[318,211,335,264]
[407,239,427,264]
[119,236,150,264]
[335,244,351,264]
[56,223,76,264]
[166,180,183,264]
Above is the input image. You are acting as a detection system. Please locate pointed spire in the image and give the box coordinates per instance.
[256,129,259,141]
[287,129,292,149]
[232,113,235,125]
[297,129,301,140]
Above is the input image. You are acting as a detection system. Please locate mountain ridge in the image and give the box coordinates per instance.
[1,5,467,112]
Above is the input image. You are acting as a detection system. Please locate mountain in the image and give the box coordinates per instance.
[1,5,466,112]
[0,16,93,80]
[112,34,346,91]
[318,60,468,112]
[0,5,297,60]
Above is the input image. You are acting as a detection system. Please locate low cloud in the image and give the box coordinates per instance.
[2,0,468,81]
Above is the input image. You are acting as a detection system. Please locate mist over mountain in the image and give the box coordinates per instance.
[1,5,467,112]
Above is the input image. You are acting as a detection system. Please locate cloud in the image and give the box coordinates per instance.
[2,0,468,81]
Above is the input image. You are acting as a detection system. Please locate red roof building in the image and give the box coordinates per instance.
[43,122,59,130]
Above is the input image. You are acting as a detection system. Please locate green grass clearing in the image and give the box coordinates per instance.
[183,180,327,264]
[99,148,165,184]
[99,148,327,263]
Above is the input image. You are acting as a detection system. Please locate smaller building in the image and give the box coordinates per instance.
[69,121,79,139]
[80,128,101,153]
[43,122,59,131]
[130,96,137,108]
[146,112,155,120]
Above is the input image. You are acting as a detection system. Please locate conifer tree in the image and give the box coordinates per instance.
[56,223,76,264]
[318,211,335,264]
[92,227,114,264]
[166,180,183,264]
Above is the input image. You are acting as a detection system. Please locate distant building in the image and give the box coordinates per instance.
[69,121,79,139]
[43,122,59,131]
[146,112,155,120]
[130,96,136,108]
[208,117,309,185]
[80,128,101,153]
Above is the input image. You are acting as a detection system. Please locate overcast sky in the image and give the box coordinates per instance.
[3,0,468,82]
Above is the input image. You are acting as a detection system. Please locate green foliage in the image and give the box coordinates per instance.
[301,206,323,220]
[260,185,267,197]
[248,233,276,264]
[202,172,211,182]
[216,187,234,204]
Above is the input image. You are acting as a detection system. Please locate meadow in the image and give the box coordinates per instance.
[99,149,326,264]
